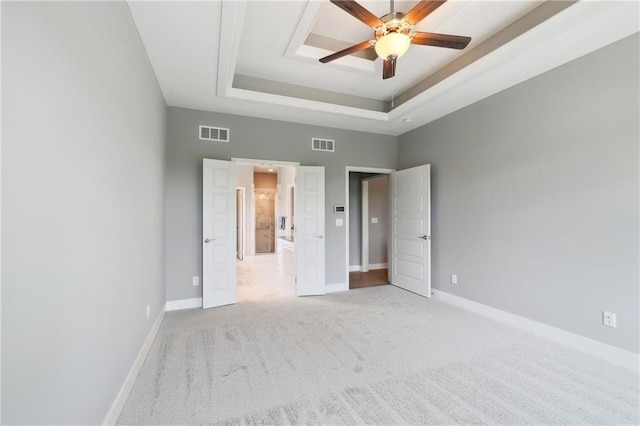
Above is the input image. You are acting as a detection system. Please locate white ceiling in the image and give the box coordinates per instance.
[128,0,639,136]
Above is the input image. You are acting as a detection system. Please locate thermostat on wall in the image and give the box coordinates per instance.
[334,205,345,213]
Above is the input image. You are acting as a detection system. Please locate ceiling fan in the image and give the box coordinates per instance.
[319,0,471,79]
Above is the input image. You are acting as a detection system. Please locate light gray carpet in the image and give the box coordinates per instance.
[118,285,639,424]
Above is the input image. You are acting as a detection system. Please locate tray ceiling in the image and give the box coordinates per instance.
[128,0,639,136]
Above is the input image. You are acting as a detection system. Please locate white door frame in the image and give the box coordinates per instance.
[232,158,300,168]
[361,179,369,273]
[236,187,245,260]
[248,183,255,256]
[345,166,394,287]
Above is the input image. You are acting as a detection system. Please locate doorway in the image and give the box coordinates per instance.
[254,170,277,254]
[345,166,394,290]
[352,174,390,289]
[200,158,326,307]
[344,164,432,297]
[233,159,298,302]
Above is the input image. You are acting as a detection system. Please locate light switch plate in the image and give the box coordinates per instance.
[336,218,343,227]
[371,217,378,223]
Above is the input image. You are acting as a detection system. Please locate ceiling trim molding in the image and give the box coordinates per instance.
[285,1,376,74]
[284,0,321,59]
[393,0,578,109]
[217,0,247,97]
[226,87,389,121]
[149,0,639,137]
[233,74,387,111]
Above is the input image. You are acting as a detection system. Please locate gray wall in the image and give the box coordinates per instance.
[397,34,639,353]
[2,2,167,424]
[166,107,396,301]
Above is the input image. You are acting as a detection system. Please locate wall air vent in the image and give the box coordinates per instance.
[199,125,230,142]
[312,138,335,152]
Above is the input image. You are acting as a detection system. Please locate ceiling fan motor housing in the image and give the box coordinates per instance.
[375,12,412,40]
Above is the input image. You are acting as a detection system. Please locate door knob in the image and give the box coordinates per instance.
[316,235,323,239]
[419,235,430,240]
[204,238,215,243]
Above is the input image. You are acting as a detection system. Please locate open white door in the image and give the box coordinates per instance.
[202,159,237,308]
[295,166,326,296]
[390,164,431,297]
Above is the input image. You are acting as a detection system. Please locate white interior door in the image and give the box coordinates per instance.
[295,166,326,296]
[390,164,431,297]
[203,159,237,308]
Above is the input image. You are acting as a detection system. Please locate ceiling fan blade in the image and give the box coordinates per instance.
[330,0,384,28]
[404,0,447,26]
[382,57,396,79]
[411,32,471,49]
[319,40,373,63]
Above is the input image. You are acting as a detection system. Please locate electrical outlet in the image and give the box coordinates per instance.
[603,311,616,328]
[451,273,458,284]
[193,276,200,286]
[146,304,150,320]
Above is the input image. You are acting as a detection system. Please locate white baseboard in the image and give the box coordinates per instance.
[432,289,639,372]
[102,308,166,425]
[369,263,388,270]
[349,263,388,272]
[165,297,202,311]
[326,282,348,293]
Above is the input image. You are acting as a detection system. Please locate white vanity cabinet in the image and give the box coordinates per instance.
[277,237,294,277]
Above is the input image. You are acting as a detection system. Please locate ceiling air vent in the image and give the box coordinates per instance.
[312,138,335,152]
[199,125,229,142]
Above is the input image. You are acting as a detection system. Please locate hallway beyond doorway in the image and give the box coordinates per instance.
[349,268,389,289]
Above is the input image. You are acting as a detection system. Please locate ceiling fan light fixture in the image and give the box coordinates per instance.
[374,32,411,60]
[319,0,471,80]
